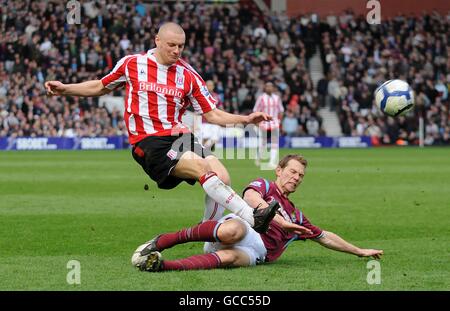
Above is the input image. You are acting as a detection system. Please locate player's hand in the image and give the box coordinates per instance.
[282,222,313,236]
[246,112,272,125]
[45,81,66,96]
[272,214,312,235]
[358,249,384,259]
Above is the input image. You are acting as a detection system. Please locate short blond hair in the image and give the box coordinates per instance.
[278,154,308,169]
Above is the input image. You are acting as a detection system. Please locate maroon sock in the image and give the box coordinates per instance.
[161,253,222,271]
[156,220,220,251]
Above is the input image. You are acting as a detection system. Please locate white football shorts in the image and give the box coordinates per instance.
[203,214,267,265]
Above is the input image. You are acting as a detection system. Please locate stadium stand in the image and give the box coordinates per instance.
[0,1,448,145]
[319,9,449,145]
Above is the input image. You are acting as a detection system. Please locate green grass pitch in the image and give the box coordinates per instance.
[0,148,449,290]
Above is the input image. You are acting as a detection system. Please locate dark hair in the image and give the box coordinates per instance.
[278,154,308,169]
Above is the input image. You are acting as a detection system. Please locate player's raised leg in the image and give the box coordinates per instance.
[201,155,228,222]
[172,151,253,224]
[171,151,278,232]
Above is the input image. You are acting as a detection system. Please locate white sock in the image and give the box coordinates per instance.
[200,173,254,226]
[202,195,225,222]
[256,144,261,162]
[270,148,278,165]
[258,144,267,163]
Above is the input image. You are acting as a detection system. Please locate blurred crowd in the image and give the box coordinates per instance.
[318,10,449,145]
[0,1,448,145]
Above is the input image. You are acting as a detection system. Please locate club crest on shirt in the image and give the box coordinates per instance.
[290,211,297,223]
[278,203,294,223]
[176,75,184,89]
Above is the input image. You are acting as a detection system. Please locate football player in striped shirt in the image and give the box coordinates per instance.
[45,22,278,234]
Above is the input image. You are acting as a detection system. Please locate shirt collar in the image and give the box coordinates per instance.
[147,48,175,68]
[147,48,157,62]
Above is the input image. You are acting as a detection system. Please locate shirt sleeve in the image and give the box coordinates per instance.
[242,178,269,198]
[296,213,324,240]
[101,56,130,90]
[187,72,216,114]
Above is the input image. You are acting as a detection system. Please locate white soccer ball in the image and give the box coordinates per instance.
[374,79,415,117]
[131,243,149,267]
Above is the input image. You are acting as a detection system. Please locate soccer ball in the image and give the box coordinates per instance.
[131,243,149,267]
[374,79,415,117]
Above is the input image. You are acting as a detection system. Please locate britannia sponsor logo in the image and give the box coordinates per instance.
[139,82,183,98]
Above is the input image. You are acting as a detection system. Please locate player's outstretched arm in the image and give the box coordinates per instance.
[203,108,272,127]
[315,231,383,259]
[45,80,111,97]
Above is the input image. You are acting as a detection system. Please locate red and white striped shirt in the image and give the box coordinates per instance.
[101,49,217,144]
[253,93,284,130]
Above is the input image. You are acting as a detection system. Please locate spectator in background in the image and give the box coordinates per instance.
[306,112,320,137]
[316,77,328,108]
[253,82,284,168]
[365,116,382,146]
[281,109,299,146]
[327,74,340,112]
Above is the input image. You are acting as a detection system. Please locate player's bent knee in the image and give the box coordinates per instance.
[217,219,247,244]
[215,250,237,266]
[216,249,250,267]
